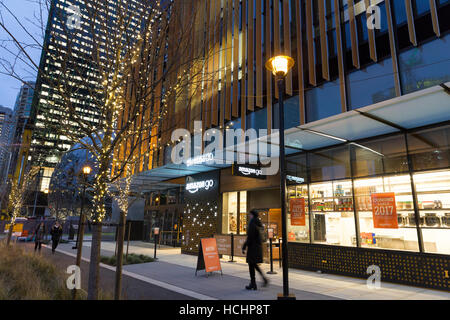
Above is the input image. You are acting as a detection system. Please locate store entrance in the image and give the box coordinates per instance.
[144,208,183,247]
[222,191,248,234]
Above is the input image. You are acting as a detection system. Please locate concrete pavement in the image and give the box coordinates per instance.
[53,240,450,300]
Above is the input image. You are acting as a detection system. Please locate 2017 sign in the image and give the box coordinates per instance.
[371,193,398,229]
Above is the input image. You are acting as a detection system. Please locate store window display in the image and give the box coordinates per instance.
[414,170,450,255]
[287,185,310,243]
[310,180,356,246]
[355,175,419,252]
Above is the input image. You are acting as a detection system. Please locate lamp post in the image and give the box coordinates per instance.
[266,55,296,300]
[73,165,91,250]
[72,165,91,299]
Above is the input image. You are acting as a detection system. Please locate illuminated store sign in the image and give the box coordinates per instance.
[232,164,266,180]
[187,153,214,167]
[287,175,305,184]
[186,179,215,194]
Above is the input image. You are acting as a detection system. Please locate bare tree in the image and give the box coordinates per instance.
[0,0,219,299]
[6,166,39,245]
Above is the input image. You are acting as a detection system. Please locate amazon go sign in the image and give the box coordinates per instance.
[184,172,220,201]
[186,180,215,194]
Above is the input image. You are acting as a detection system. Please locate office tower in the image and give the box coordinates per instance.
[6,82,35,185]
[0,106,13,183]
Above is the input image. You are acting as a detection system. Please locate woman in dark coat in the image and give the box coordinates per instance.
[242,210,268,290]
[34,222,46,253]
[50,221,63,253]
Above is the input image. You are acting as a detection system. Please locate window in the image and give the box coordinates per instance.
[355,175,419,252]
[414,170,450,255]
[287,184,310,243]
[399,34,450,94]
[222,191,247,234]
[309,146,351,182]
[305,79,342,122]
[407,125,450,171]
[347,59,396,110]
[310,180,356,246]
[351,134,409,177]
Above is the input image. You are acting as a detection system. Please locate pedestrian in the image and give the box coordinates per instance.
[242,210,268,290]
[50,221,63,253]
[34,222,46,253]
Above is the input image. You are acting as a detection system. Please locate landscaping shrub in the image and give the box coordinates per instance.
[0,242,76,300]
[100,253,154,266]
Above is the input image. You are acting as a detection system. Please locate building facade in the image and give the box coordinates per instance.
[6,82,35,185]
[28,0,145,216]
[0,106,14,184]
[119,0,450,290]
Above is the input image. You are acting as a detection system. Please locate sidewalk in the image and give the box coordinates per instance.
[55,240,450,300]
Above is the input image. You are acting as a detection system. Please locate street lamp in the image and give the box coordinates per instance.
[73,165,91,250]
[266,55,295,300]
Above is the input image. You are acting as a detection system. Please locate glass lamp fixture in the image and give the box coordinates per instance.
[82,166,92,175]
[265,55,295,77]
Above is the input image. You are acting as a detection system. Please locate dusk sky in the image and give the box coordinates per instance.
[0,0,46,109]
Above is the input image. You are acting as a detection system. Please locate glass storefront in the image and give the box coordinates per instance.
[287,125,450,255]
[222,191,247,234]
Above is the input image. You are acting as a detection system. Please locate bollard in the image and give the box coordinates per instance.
[229,233,235,262]
[153,227,160,260]
[267,238,277,274]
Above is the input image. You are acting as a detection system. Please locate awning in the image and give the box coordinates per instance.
[285,82,450,150]
[132,82,450,192]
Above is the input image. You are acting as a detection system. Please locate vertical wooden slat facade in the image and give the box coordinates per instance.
[348,0,360,69]
[305,0,316,86]
[265,0,273,131]
[282,0,293,95]
[255,0,263,108]
[115,0,448,176]
[241,0,247,132]
[247,0,255,112]
[365,0,378,62]
[232,0,240,118]
[318,0,330,81]
[334,0,347,113]
[405,0,418,46]
[295,0,305,124]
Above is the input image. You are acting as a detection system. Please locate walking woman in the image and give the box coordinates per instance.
[50,221,63,253]
[242,210,268,290]
[34,222,46,253]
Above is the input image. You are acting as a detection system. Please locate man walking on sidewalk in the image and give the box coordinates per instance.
[242,210,268,290]
[50,221,63,253]
[34,222,46,253]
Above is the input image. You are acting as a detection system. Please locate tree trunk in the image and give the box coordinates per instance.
[126,221,131,260]
[87,222,102,300]
[114,211,126,300]
[72,213,86,300]
[6,222,13,245]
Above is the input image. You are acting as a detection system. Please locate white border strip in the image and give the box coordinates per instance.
[44,245,217,300]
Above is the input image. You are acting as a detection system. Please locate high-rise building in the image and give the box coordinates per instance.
[6,82,35,185]
[118,0,450,291]
[0,106,13,183]
[28,0,145,216]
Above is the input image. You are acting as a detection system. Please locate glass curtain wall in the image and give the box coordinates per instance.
[287,126,450,255]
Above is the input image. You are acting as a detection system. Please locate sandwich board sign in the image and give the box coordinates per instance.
[195,238,222,276]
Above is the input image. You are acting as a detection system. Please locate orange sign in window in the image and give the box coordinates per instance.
[371,193,398,229]
[290,198,306,226]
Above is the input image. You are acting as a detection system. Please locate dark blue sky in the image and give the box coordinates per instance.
[0,0,45,109]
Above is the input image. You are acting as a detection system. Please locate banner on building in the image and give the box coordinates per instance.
[371,193,398,229]
[290,198,306,226]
